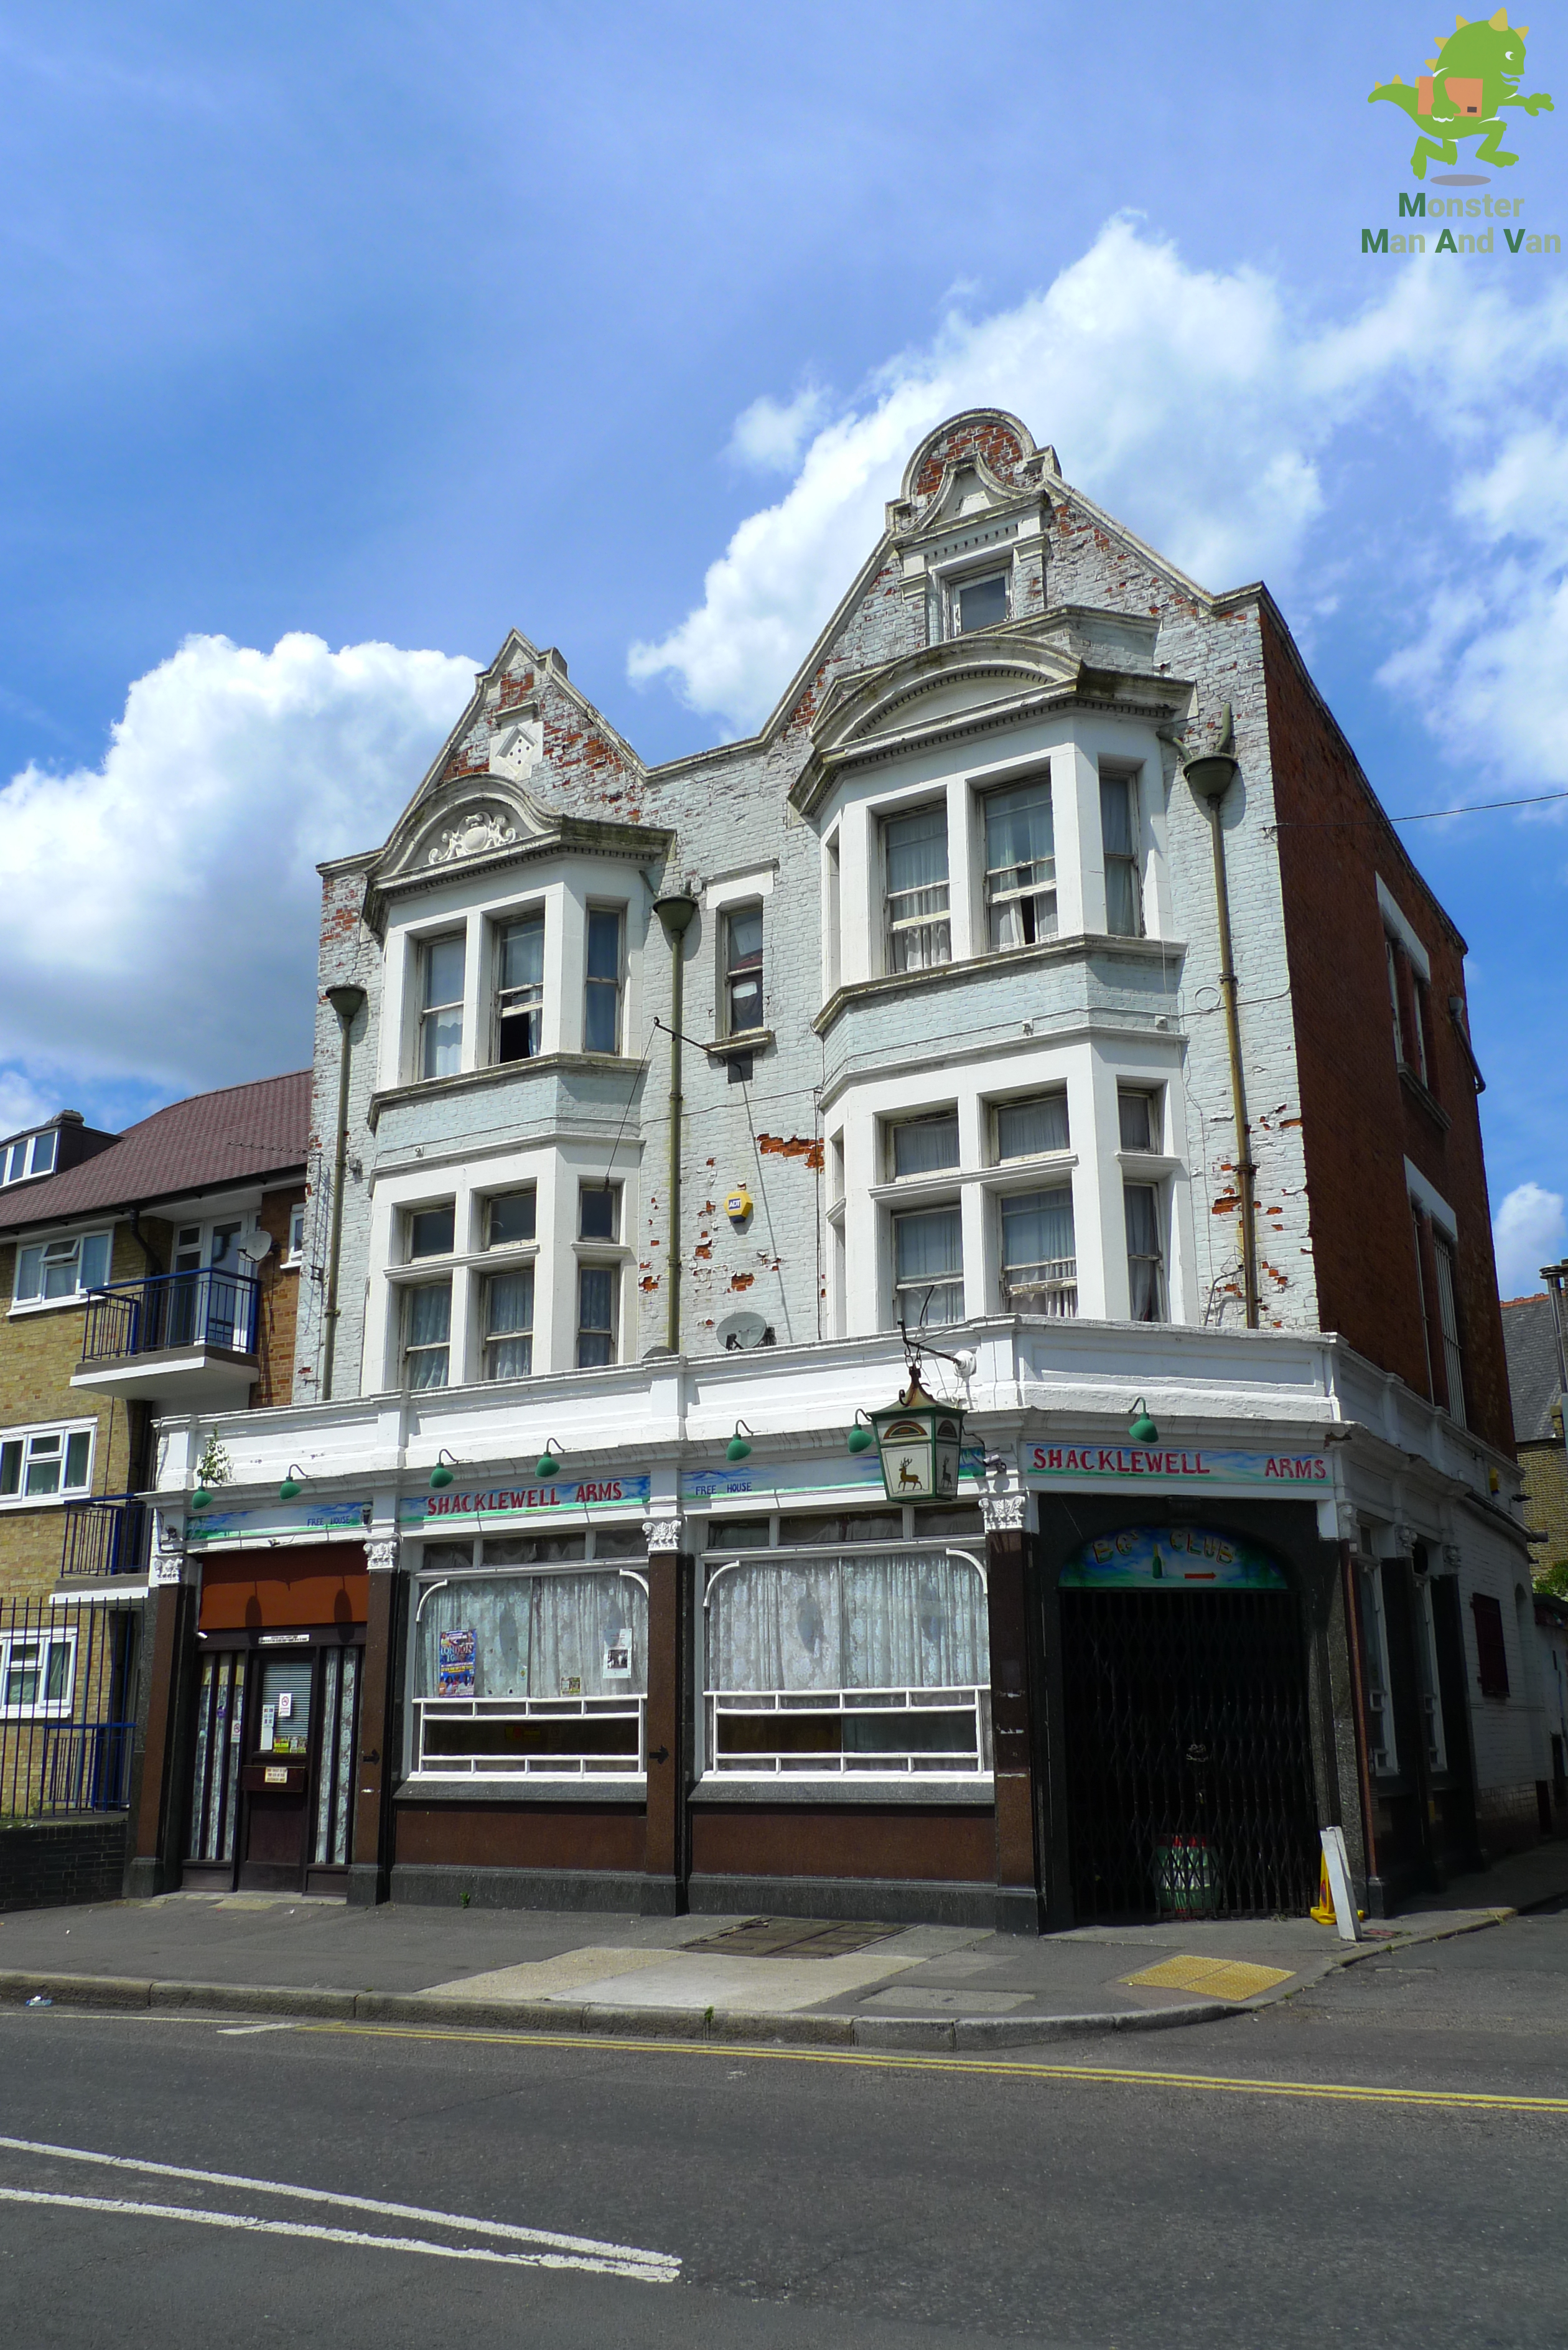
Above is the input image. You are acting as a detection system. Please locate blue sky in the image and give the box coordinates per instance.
[2,2,1567,1289]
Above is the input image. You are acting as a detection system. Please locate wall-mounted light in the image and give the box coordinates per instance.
[536,1439,565,1479]
[429,1448,460,1491]
[846,1410,874,1456]
[190,1487,212,1512]
[1128,1397,1159,1445]
[726,1420,754,1464]
[278,1464,307,1502]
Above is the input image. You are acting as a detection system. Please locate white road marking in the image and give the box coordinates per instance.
[0,2136,679,2278]
[0,2186,678,2280]
[215,2023,295,2036]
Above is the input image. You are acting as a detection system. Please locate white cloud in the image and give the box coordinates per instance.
[1493,1180,1566,1299]
[727,383,830,472]
[628,216,1568,736]
[0,632,474,1102]
[0,1067,57,1139]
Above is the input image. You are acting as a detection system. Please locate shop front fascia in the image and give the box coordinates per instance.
[139,1321,1531,1925]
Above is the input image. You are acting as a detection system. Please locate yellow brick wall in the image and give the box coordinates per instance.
[1521,1436,1568,1586]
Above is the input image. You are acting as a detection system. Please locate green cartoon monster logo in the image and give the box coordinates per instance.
[1370,9,1552,179]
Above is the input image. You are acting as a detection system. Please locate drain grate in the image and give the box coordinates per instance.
[684,1916,902,1959]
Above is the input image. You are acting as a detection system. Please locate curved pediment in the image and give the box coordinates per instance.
[811,634,1083,764]
[363,773,673,927]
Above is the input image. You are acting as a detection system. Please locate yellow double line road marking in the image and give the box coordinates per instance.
[297,2022,1568,2117]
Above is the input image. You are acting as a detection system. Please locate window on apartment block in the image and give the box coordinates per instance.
[577,1265,618,1368]
[494,911,545,1064]
[892,1204,964,1329]
[1470,1591,1510,1699]
[1432,1231,1467,1426]
[1123,1182,1165,1321]
[1118,1088,1160,1153]
[1000,1187,1076,1318]
[1101,774,1144,937]
[486,1189,536,1248]
[984,780,1056,949]
[419,934,465,1080]
[994,1092,1070,1161]
[403,1282,452,1390]
[483,1268,534,1380]
[884,807,951,974]
[0,1627,75,1718]
[0,1424,93,1502]
[13,1229,111,1304]
[888,1111,960,1180]
[284,1203,306,1265]
[951,569,1009,636]
[2,1129,57,1185]
[406,1205,455,1262]
[583,908,624,1054]
[723,904,764,1036]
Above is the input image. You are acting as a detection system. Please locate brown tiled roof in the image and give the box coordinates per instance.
[0,1071,310,1234]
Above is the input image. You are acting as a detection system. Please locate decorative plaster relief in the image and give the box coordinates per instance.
[427,807,518,865]
[979,1492,1029,1532]
[366,1538,399,1575]
[488,719,542,782]
[642,1513,683,1555]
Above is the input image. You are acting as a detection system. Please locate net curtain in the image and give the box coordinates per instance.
[416,1573,648,1700]
[707,1552,989,1694]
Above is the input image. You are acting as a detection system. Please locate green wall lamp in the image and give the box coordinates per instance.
[536,1439,566,1479]
[429,1448,460,1491]
[1127,1398,1159,1445]
[278,1464,307,1502]
[189,1487,212,1512]
[846,1410,874,1456]
[726,1421,754,1464]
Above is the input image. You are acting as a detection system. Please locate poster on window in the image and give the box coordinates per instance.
[602,1635,632,1681]
[437,1628,477,1696]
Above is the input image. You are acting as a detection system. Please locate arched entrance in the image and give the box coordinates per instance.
[1059,1525,1318,1922]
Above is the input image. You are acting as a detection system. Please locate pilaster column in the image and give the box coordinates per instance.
[642,1514,691,1916]
[982,1492,1042,1935]
[349,1537,400,1908]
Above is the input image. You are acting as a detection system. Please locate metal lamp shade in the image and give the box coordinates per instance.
[870,1377,963,1504]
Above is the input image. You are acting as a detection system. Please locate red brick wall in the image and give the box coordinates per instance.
[1262,604,1513,1454]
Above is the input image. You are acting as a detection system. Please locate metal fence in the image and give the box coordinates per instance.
[81,1268,259,1365]
[0,1596,138,1819]
[60,1497,151,1581]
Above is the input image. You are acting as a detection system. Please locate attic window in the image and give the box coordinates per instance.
[954,572,1008,635]
[1,1130,58,1186]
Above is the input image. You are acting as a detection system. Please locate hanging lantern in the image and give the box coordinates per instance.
[869,1373,964,1504]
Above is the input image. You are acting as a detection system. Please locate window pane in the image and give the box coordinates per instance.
[25,1438,62,1496]
[586,908,623,982]
[1124,1183,1164,1322]
[1001,1188,1076,1317]
[577,1266,617,1366]
[44,1640,72,1705]
[726,906,763,971]
[421,1007,462,1080]
[1100,775,1135,857]
[1118,1092,1155,1151]
[42,1243,80,1299]
[996,1094,1068,1160]
[424,935,465,1007]
[407,1283,451,1345]
[486,1270,534,1336]
[885,807,948,896]
[891,1115,960,1178]
[726,906,764,1033]
[64,1431,91,1488]
[29,1130,57,1176]
[78,1231,111,1289]
[408,1207,455,1259]
[892,1206,963,1326]
[1102,776,1142,937]
[500,914,544,991]
[487,1191,536,1246]
[957,573,1007,632]
[415,1571,648,1702]
[16,1245,42,1301]
[0,1442,20,1497]
[4,1143,25,1182]
[580,1186,618,1242]
[985,782,1056,950]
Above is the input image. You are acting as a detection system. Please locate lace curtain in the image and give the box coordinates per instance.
[707,1551,988,1695]
[416,1572,648,1700]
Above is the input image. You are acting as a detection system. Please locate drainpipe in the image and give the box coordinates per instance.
[653,892,698,1356]
[320,984,367,1402]
[1183,707,1259,1331]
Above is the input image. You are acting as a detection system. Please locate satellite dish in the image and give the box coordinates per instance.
[718,1311,774,1352]
[238,1230,274,1263]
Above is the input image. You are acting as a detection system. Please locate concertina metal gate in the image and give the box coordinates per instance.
[1060,1587,1319,1922]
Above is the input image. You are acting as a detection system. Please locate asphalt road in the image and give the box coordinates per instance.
[1,1901,1564,2349]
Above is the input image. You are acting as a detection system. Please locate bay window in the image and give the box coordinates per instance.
[984,780,1057,948]
[884,807,951,973]
[892,1203,963,1329]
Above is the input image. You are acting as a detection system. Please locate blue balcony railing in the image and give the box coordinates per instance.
[80,1270,259,1367]
[60,1496,151,1580]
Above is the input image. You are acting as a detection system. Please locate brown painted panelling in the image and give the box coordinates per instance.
[691,1806,994,1883]
[1262,604,1513,1454]
[198,1545,368,1631]
[393,1804,646,1871]
[253,1185,306,1407]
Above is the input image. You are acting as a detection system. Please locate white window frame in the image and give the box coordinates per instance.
[1123,1179,1167,1323]
[890,1199,964,1332]
[1099,769,1145,939]
[1,1130,59,1186]
[417,931,467,1082]
[481,1262,535,1382]
[946,563,1011,639]
[583,904,626,1056]
[12,1227,114,1309]
[0,1626,78,1719]
[282,1202,306,1267]
[0,1420,96,1509]
[997,1183,1078,1319]
[491,906,546,1066]
[722,901,765,1038]
[982,777,1057,951]
[402,1278,453,1391]
[882,804,952,976]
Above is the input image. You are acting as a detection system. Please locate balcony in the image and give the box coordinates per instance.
[59,1496,151,1583]
[73,1270,261,1408]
